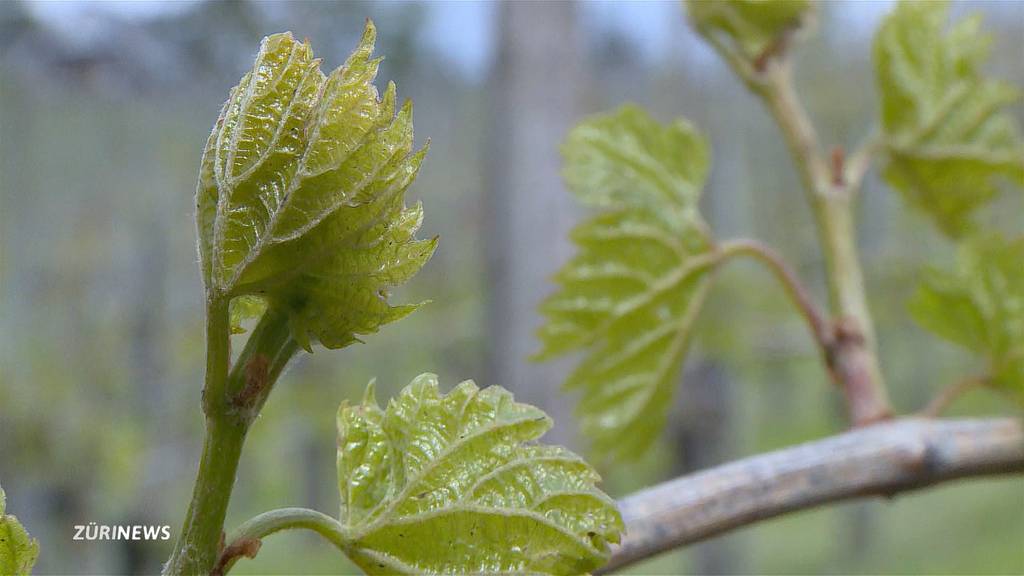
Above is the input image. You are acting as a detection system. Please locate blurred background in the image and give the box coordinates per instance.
[1,1,1022,574]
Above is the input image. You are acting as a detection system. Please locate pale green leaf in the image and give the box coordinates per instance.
[539,104,716,461]
[335,374,623,575]
[687,0,813,62]
[0,486,39,575]
[196,23,435,349]
[909,235,1024,402]
[229,295,267,334]
[875,0,1024,237]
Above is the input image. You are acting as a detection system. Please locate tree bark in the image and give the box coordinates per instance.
[485,1,584,445]
[601,417,1024,573]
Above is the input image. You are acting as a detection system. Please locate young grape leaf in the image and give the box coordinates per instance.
[228,295,267,335]
[196,22,436,349]
[874,0,1024,237]
[0,486,39,576]
[909,234,1024,403]
[688,0,813,64]
[537,104,717,461]
[335,374,623,575]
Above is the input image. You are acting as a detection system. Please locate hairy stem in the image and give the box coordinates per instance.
[600,417,1024,573]
[201,297,232,417]
[214,508,349,575]
[165,417,247,575]
[164,304,298,575]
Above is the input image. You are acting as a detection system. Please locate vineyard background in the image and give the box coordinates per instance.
[1,1,1022,574]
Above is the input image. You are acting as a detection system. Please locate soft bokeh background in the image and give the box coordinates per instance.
[2,1,1023,574]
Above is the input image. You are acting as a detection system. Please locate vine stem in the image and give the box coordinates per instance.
[213,508,349,575]
[164,302,298,575]
[753,55,891,425]
[693,0,893,426]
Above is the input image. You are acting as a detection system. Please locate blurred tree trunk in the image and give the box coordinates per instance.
[673,361,746,574]
[485,2,584,445]
[668,94,750,573]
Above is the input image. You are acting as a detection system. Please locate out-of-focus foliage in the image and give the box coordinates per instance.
[687,0,813,62]
[874,0,1024,237]
[197,22,435,350]
[0,486,39,576]
[910,235,1024,402]
[536,105,715,461]
[3,1,1022,574]
[334,374,623,575]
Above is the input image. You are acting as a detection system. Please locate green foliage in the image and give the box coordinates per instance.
[0,486,39,576]
[334,374,623,575]
[687,0,813,62]
[229,295,267,334]
[874,0,1024,237]
[537,104,716,461]
[196,22,435,350]
[910,235,1024,402]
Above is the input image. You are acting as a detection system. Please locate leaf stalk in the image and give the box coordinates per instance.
[716,239,831,352]
[213,508,349,575]
[920,375,990,418]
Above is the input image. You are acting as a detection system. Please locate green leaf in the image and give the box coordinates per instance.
[0,486,39,575]
[874,0,1024,237]
[335,374,623,575]
[229,295,267,335]
[909,234,1024,402]
[687,0,813,62]
[538,104,716,461]
[197,22,435,349]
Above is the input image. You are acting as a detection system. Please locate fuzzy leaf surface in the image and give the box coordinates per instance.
[197,23,435,349]
[538,104,716,461]
[875,0,1024,237]
[910,235,1024,403]
[335,374,623,575]
[0,486,39,575]
[688,0,813,62]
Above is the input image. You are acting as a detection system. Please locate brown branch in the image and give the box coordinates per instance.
[600,417,1024,573]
